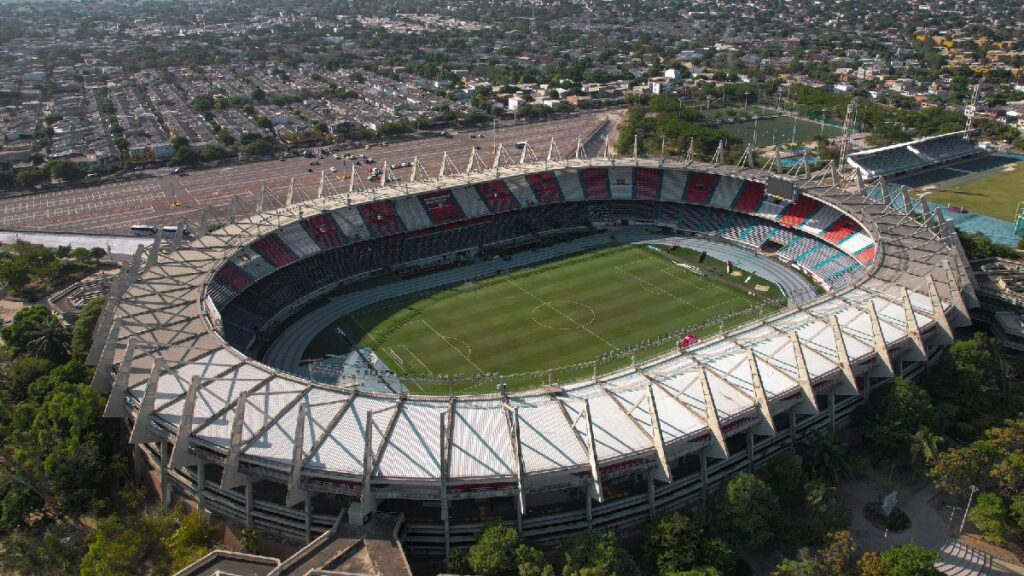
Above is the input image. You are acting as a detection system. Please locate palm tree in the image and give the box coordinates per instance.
[804,430,850,485]
[23,312,70,361]
[909,428,943,470]
[804,478,840,514]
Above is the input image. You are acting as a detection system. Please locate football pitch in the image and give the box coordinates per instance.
[914,161,1024,222]
[304,244,781,394]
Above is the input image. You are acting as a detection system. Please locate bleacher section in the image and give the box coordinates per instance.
[251,234,297,267]
[554,170,586,201]
[332,207,371,242]
[476,180,519,213]
[232,247,277,280]
[304,213,346,250]
[214,262,253,293]
[506,176,540,207]
[778,195,820,229]
[526,172,563,204]
[451,186,490,218]
[277,222,321,259]
[822,217,860,245]
[419,190,465,225]
[848,132,982,178]
[685,172,718,205]
[709,176,743,209]
[854,246,876,265]
[580,168,610,200]
[798,201,841,236]
[635,168,661,200]
[733,182,765,213]
[608,167,634,199]
[360,201,405,237]
[213,169,879,349]
[660,169,687,203]
[392,196,433,231]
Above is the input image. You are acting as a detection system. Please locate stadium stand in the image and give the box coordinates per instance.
[822,217,861,245]
[476,180,519,213]
[778,195,820,229]
[277,222,322,259]
[732,182,765,213]
[332,207,371,241]
[232,247,277,280]
[251,234,297,267]
[751,195,787,221]
[451,186,491,218]
[580,167,611,200]
[709,175,743,209]
[684,172,718,205]
[798,201,842,236]
[419,190,465,225]
[360,201,406,237]
[847,131,982,178]
[214,262,253,292]
[526,172,563,204]
[839,231,874,255]
[554,170,586,201]
[506,175,541,207]
[392,196,434,231]
[854,245,877,265]
[660,169,687,202]
[608,167,634,199]
[634,168,661,200]
[303,213,346,250]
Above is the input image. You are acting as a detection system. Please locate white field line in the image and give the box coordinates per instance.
[506,278,616,350]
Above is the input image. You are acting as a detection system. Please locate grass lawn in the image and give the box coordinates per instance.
[304,244,780,394]
[915,162,1024,222]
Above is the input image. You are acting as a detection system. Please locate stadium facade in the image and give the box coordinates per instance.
[87,153,976,557]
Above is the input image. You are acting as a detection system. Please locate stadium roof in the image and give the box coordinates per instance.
[847,130,982,178]
[91,157,974,513]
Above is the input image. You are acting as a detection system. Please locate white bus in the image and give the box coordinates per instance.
[130,224,158,236]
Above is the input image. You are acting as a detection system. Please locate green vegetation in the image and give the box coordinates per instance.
[0,300,220,575]
[913,162,1024,222]
[615,94,743,159]
[305,244,779,393]
[0,242,105,300]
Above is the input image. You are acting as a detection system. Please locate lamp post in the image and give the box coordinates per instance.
[959,485,979,534]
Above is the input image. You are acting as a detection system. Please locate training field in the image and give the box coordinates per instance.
[304,244,780,394]
[910,160,1024,222]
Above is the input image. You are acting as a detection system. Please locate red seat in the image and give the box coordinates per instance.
[580,168,610,200]
[419,190,464,224]
[733,182,765,213]
[685,172,718,205]
[251,234,296,267]
[635,168,660,200]
[476,180,518,213]
[526,172,562,204]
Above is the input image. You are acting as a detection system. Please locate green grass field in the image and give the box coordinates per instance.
[304,244,781,394]
[915,162,1024,221]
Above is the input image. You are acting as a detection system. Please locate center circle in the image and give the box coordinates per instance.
[531,300,597,331]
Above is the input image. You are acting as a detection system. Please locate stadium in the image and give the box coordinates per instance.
[87,143,977,559]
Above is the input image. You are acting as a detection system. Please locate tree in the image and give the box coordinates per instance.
[2,306,69,361]
[43,161,83,182]
[216,128,235,145]
[804,431,850,485]
[15,168,46,187]
[968,492,1014,545]
[69,295,104,358]
[863,378,937,459]
[171,145,199,166]
[764,453,806,509]
[909,428,943,471]
[516,543,555,576]
[468,523,520,576]
[0,355,51,404]
[642,513,703,574]
[560,529,638,576]
[711,472,780,551]
[240,526,259,553]
[164,511,218,571]
[857,544,939,576]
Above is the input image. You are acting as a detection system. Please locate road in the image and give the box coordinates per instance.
[0,112,614,235]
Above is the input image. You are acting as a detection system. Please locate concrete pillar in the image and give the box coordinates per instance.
[828,391,836,432]
[516,493,524,534]
[304,495,312,544]
[788,408,797,452]
[746,428,755,473]
[245,480,254,528]
[197,463,206,512]
[585,492,593,529]
[699,453,709,505]
[159,441,169,510]
[647,473,657,520]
